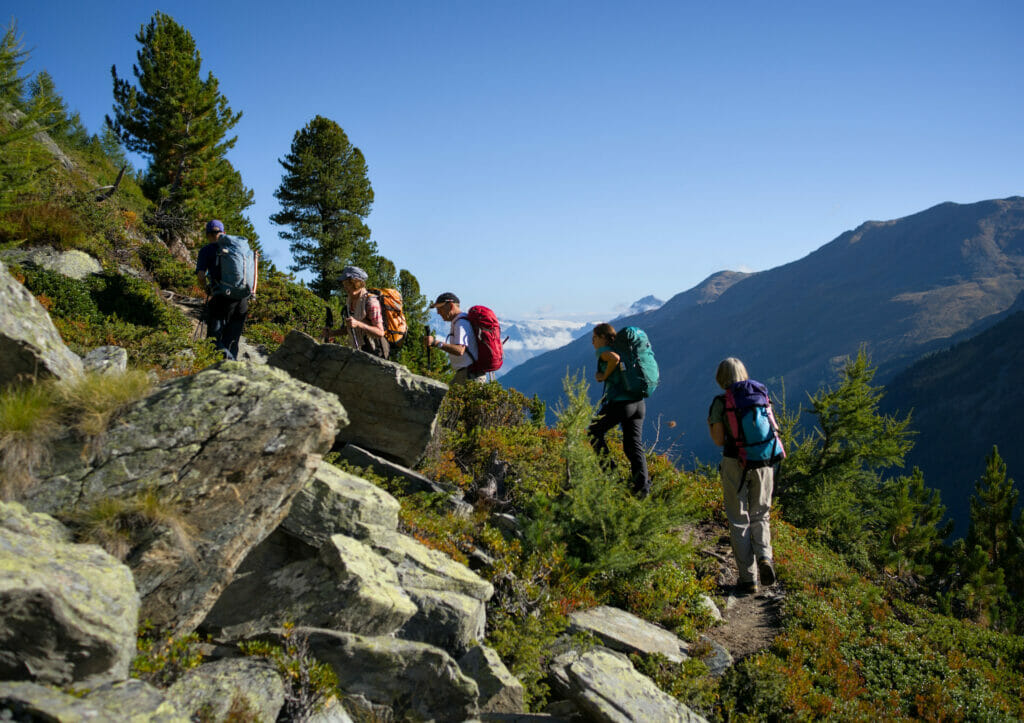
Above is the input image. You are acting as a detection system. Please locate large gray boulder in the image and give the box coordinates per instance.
[0,502,138,686]
[0,259,83,385]
[400,587,487,656]
[0,680,189,722]
[294,627,480,722]
[269,331,447,467]
[82,345,129,375]
[0,246,103,279]
[282,461,401,547]
[24,362,348,634]
[549,647,709,723]
[459,644,526,714]
[567,606,689,663]
[200,529,417,640]
[167,658,286,722]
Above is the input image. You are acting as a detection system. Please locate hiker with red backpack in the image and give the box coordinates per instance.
[323,266,389,358]
[424,292,503,384]
[707,357,785,596]
[588,323,659,499]
[195,219,258,360]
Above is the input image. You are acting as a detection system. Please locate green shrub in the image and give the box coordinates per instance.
[137,241,198,294]
[132,620,205,688]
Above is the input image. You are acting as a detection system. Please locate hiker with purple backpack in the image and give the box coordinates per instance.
[707,357,785,595]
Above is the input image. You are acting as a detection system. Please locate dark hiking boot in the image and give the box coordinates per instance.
[736,580,759,596]
[758,557,776,587]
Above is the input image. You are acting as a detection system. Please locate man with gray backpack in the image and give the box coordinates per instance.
[195,219,258,360]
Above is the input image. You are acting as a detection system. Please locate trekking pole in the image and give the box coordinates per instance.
[424,324,432,368]
[342,306,359,349]
[324,306,334,343]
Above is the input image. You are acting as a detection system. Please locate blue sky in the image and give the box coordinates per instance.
[7,1,1022,319]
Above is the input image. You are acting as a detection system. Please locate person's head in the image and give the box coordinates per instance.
[592,323,616,348]
[430,292,461,321]
[339,265,368,294]
[205,219,224,241]
[715,357,749,389]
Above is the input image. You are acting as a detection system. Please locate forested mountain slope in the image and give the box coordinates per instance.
[503,197,1024,465]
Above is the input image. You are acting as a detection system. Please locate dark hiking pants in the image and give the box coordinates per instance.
[588,398,649,496]
[206,295,249,360]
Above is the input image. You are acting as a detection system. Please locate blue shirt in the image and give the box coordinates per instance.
[195,242,220,282]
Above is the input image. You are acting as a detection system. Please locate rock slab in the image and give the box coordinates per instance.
[568,605,689,663]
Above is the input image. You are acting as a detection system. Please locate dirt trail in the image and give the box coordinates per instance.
[690,521,784,662]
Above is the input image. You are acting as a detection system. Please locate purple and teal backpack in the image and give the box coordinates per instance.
[723,380,786,470]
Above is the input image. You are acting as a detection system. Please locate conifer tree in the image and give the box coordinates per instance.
[26,71,87,148]
[109,12,255,244]
[876,468,951,581]
[270,115,374,299]
[966,446,1019,568]
[0,21,50,209]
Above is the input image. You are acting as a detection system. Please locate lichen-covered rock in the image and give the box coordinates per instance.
[167,658,285,722]
[82,345,129,375]
[0,246,102,279]
[291,627,479,722]
[458,644,526,714]
[0,503,138,686]
[339,443,454,496]
[24,362,348,634]
[0,499,70,543]
[567,606,689,663]
[201,530,416,639]
[0,259,83,385]
[0,679,188,721]
[549,647,709,723]
[364,527,494,602]
[400,586,486,656]
[269,331,447,467]
[282,461,401,547]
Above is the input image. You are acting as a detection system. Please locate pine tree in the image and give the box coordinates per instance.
[270,115,374,298]
[876,468,951,581]
[966,446,1019,568]
[0,21,51,209]
[108,11,254,244]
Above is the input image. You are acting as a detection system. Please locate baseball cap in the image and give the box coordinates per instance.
[430,292,459,308]
[205,219,224,234]
[339,265,369,282]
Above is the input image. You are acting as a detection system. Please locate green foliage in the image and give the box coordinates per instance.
[132,620,205,688]
[631,654,718,717]
[239,623,340,720]
[874,468,951,582]
[781,349,916,568]
[109,11,256,245]
[270,115,373,299]
[137,240,198,294]
[245,266,328,351]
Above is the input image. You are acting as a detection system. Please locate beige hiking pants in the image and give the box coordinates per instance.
[720,456,774,584]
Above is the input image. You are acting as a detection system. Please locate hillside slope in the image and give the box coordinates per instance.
[503,198,1024,465]
[882,294,1024,535]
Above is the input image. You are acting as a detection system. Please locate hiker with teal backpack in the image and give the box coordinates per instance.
[195,219,258,360]
[707,357,785,595]
[588,323,659,498]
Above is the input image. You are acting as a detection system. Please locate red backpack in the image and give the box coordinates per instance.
[463,306,503,374]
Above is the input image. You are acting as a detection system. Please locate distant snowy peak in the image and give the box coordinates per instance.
[501,319,592,352]
[623,295,664,317]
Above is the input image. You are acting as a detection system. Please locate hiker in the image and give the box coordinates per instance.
[195,219,258,360]
[424,292,486,384]
[323,265,388,358]
[588,323,650,498]
[707,357,783,595]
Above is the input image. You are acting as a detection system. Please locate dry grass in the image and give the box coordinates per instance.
[57,368,153,439]
[0,383,61,500]
[68,487,197,562]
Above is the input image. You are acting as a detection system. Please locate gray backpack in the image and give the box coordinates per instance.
[213,235,256,299]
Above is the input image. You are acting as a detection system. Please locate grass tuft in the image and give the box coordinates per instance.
[0,383,61,500]
[57,368,153,439]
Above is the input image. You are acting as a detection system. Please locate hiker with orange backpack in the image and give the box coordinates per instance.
[324,266,389,358]
[424,292,503,384]
[707,357,785,596]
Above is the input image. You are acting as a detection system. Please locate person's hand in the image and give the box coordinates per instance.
[323,327,333,341]
[424,334,435,349]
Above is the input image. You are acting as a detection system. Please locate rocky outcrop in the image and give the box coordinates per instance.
[0,259,83,384]
[567,606,689,663]
[82,345,129,375]
[24,362,348,634]
[339,443,454,496]
[0,679,190,721]
[0,246,103,279]
[296,627,480,722]
[0,502,138,686]
[550,647,709,723]
[269,331,448,467]
[459,643,526,714]
[167,658,286,722]
[282,461,401,548]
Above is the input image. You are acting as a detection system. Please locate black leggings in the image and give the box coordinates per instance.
[588,398,649,494]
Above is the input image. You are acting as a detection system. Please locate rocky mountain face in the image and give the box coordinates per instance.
[503,198,1024,466]
[0,260,715,721]
[881,295,1024,536]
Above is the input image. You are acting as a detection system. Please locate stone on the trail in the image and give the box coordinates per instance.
[697,634,734,678]
[698,594,723,622]
[549,647,709,723]
[82,345,129,375]
[268,331,447,467]
[567,605,689,663]
[167,658,286,722]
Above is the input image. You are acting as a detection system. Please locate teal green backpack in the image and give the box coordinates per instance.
[612,326,660,399]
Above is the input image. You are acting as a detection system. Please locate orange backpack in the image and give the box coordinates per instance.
[369,288,408,350]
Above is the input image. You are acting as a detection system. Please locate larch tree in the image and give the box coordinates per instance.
[0,20,51,209]
[108,11,256,245]
[270,115,374,299]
